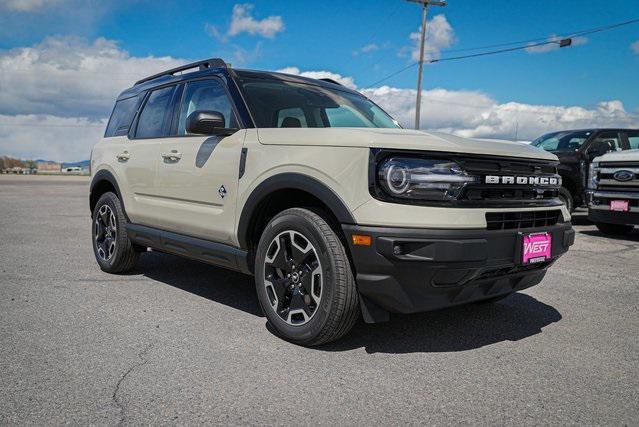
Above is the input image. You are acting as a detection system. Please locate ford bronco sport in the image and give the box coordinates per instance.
[90,58,575,345]
[587,149,639,235]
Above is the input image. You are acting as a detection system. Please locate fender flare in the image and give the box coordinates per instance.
[237,173,356,249]
[89,169,127,218]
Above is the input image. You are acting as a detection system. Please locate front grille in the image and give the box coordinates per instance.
[456,156,561,207]
[596,162,639,192]
[486,210,561,231]
[465,188,559,202]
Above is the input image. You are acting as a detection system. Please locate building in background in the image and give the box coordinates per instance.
[37,161,61,174]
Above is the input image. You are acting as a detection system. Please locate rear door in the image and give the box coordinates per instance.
[123,84,181,226]
[152,77,245,244]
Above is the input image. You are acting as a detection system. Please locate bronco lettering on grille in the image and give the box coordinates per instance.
[485,175,560,186]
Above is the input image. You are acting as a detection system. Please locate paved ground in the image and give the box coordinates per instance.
[1,174,637,425]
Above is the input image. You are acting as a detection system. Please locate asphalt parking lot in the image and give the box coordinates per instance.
[1,174,637,425]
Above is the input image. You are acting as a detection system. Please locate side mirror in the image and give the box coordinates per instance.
[588,140,612,159]
[186,110,237,136]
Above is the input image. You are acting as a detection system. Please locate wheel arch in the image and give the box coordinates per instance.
[89,169,127,219]
[237,173,356,252]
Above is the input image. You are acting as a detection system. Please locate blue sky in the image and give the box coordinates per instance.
[2,0,637,108]
[0,0,638,161]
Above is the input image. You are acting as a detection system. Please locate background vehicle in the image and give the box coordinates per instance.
[587,149,639,235]
[531,128,639,211]
[90,58,574,346]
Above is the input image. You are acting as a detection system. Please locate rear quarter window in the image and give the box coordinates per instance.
[104,96,140,137]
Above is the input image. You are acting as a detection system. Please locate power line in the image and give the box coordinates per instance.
[363,17,639,88]
[432,17,639,63]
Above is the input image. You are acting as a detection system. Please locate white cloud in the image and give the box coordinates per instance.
[0,36,186,161]
[631,40,639,55]
[353,43,379,56]
[0,36,185,119]
[399,15,455,62]
[363,86,639,140]
[0,114,105,162]
[228,3,284,38]
[276,67,357,89]
[525,35,587,54]
[0,0,62,12]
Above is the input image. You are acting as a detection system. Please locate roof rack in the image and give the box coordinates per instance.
[135,58,227,86]
[319,78,342,86]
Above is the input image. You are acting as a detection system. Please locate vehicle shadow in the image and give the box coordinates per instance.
[136,251,263,317]
[135,251,562,354]
[322,293,561,354]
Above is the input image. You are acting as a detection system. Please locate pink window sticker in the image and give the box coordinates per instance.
[522,232,552,264]
[610,200,629,212]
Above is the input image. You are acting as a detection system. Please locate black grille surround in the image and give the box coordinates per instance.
[486,210,562,231]
[369,149,563,208]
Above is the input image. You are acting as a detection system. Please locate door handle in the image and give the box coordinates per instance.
[161,150,182,162]
[116,151,130,161]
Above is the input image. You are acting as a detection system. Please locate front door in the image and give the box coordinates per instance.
[151,78,245,244]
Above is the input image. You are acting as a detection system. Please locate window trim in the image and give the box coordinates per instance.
[172,75,243,139]
[129,83,181,140]
[104,95,141,138]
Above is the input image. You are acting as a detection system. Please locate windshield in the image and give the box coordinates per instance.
[238,78,399,129]
[531,131,592,152]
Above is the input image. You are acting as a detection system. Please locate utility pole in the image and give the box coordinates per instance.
[407,0,447,130]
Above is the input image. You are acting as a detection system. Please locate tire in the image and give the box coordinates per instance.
[558,187,574,212]
[595,222,634,236]
[92,192,139,273]
[254,208,359,346]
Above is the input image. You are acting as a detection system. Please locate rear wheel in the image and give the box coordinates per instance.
[92,192,138,273]
[254,208,359,346]
[595,222,634,236]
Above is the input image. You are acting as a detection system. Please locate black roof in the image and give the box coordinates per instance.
[117,57,360,101]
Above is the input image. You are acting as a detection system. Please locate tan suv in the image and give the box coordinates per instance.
[90,58,575,345]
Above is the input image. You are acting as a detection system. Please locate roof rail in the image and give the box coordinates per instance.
[319,78,342,86]
[135,58,227,86]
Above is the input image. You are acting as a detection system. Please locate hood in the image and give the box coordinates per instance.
[594,149,639,163]
[256,128,558,161]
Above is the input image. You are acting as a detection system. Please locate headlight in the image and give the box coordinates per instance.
[588,162,599,189]
[377,157,477,201]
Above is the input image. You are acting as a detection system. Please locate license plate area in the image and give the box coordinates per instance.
[610,200,629,212]
[517,232,552,265]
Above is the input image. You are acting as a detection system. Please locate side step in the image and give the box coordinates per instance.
[126,223,251,275]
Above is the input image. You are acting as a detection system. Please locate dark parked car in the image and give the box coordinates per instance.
[531,128,639,211]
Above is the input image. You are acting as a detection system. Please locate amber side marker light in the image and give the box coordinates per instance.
[352,234,372,246]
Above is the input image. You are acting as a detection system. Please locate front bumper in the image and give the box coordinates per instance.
[342,222,574,321]
[587,190,639,225]
[588,209,639,225]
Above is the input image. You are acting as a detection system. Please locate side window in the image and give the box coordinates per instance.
[591,131,622,152]
[276,107,307,127]
[135,86,177,139]
[105,96,140,137]
[178,79,237,135]
[626,131,639,150]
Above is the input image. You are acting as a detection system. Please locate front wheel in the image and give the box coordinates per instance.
[558,187,574,212]
[254,208,359,346]
[595,222,634,236]
[92,192,139,273]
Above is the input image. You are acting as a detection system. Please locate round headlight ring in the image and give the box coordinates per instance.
[385,164,410,194]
